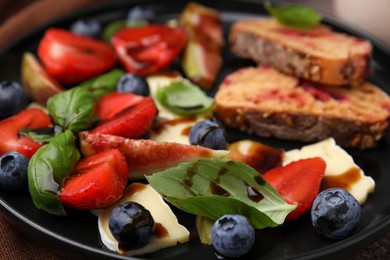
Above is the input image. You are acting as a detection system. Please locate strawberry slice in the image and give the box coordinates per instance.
[60,149,128,210]
[90,97,156,138]
[111,25,187,75]
[262,157,326,221]
[38,28,117,85]
[0,108,52,158]
[96,92,144,120]
[79,131,228,179]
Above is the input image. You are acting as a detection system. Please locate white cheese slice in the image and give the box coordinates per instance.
[150,115,211,145]
[283,138,375,204]
[98,183,189,256]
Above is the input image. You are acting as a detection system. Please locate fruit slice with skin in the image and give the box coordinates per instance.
[262,157,326,221]
[0,108,52,158]
[79,131,229,179]
[38,28,117,85]
[96,92,144,120]
[179,2,224,89]
[90,96,156,139]
[111,25,187,75]
[60,149,128,210]
[21,52,64,106]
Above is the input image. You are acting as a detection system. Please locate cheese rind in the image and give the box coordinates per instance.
[98,183,190,256]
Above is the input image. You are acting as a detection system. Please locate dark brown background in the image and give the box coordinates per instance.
[0,0,389,259]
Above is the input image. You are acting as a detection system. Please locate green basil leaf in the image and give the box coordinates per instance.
[78,69,125,99]
[28,130,80,215]
[103,19,148,42]
[264,1,322,29]
[47,87,96,132]
[19,127,56,143]
[156,81,214,115]
[146,159,296,229]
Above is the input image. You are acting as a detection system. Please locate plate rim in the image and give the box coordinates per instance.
[1,0,390,259]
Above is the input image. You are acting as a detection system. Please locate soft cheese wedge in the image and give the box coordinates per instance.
[283,138,375,204]
[98,183,190,256]
[151,116,208,145]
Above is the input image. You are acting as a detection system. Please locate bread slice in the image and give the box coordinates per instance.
[230,18,372,86]
[215,66,390,149]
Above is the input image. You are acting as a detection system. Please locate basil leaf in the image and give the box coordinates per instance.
[20,127,56,143]
[78,69,125,99]
[156,81,214,115]
[264,1,322,29]
[146,159,296,228]
[47,87,96,132]
[28,130,80,215]
[103,19,148,42]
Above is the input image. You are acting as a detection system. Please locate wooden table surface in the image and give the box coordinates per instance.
[0,0,389,259]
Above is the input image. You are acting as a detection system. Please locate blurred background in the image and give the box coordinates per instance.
[0,0,389,49]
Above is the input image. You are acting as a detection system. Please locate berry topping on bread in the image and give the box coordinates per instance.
[215,66,390,149]
[230,18,372,86]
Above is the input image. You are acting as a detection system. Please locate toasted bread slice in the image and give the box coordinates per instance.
[230,18,372,86]
[215,66,390,149]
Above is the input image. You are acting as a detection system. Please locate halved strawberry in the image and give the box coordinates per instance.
[38,28,117,85]
[0,108,52,158]
[90,97,157,138]
[262,157,326,221]
[111,25,187,75]
[60,149,128,210]
[79,131,228,179]
[96,92,144,120]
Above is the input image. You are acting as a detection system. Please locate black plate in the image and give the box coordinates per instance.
[1,0,390,259]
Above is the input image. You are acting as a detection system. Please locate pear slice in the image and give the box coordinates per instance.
[21,52,64,105]
[179,2,224,90]
[79,131,229,179]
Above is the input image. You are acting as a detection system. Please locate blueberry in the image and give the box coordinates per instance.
[0,152,29,191]
[109,201,155,249]
[0,81,29,120]
[70,19,101,38]
[311,188,361,240]
[211,214,255,258]
[127,6,155,22]
[116,73,150,96]
[189,120,227,150]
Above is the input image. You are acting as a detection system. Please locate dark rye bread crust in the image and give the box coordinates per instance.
[230,19,372,86]
[215,66,390,149]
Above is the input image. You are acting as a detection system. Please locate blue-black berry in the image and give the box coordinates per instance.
[70,19,101,38]
[189,119,227,150]
[0,152,29,191]
[116,73,150,96]
[127,6,155,22]
[311,188,361,240]
[211,214,255,258]
[109,201,155,249]
[0,81,29,120]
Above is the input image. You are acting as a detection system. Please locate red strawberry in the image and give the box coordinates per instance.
[38,28,117,85]
[262,157,326,221]
[79,131,228,179]
[0,108,52,158]
[111,25,187,75]
[96,92,144,120]
[60,149,128,210]
[90,97,157,138]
